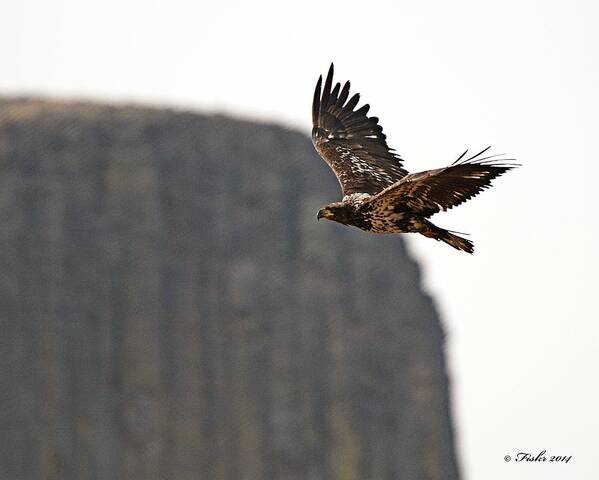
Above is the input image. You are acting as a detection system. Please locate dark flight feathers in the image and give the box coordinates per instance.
[312,64,516,213]
[312,64,408,196]
[364,146,517,217]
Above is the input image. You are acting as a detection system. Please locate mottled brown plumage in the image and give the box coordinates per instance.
[312,64,518,253]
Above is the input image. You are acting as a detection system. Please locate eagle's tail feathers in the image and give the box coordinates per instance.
[440,230,474,254]
[421,221,474,254]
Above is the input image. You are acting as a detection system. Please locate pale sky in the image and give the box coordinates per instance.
[2,1,598,478]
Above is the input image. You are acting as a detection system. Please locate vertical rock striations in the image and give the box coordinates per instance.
[0,99,459,480]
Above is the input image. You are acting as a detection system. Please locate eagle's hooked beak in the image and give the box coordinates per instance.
[317,209,328,220]
[317,208,332,220]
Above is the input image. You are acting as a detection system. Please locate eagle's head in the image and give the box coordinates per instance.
[317,202,352,224]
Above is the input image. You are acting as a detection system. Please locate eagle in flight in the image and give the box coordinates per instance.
[312,64,517,253]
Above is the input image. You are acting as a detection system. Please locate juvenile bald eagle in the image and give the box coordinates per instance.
[312,63,517,253]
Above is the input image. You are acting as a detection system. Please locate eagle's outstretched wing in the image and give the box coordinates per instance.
[312,63,407,196]
[363,147,517,217]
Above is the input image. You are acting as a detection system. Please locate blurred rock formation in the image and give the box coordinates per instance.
[0,98,459,480]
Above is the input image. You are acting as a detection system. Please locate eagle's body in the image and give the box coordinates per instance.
[321,195,423,234]
[312,64,517,253]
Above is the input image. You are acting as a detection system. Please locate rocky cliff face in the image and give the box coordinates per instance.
[0,98,459,480]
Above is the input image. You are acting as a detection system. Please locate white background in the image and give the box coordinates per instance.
[2,1,598,478]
